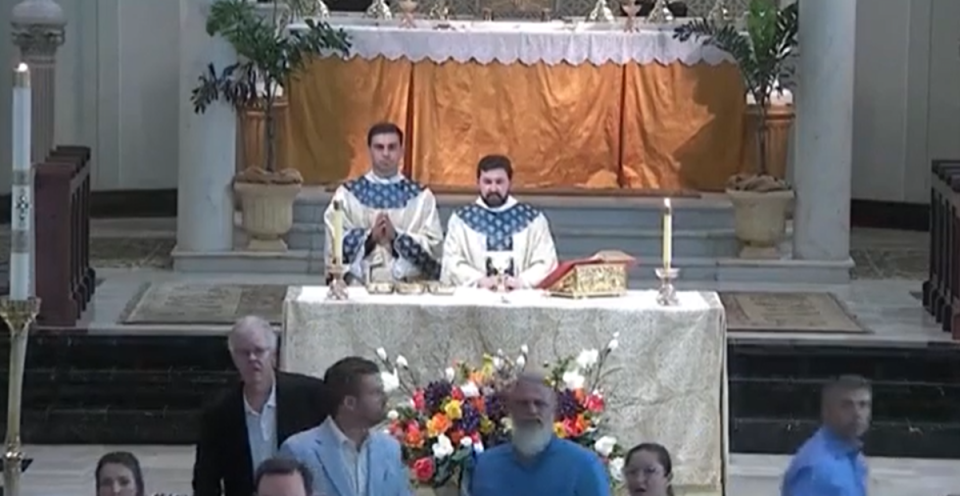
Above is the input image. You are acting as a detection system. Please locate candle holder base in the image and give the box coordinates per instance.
[326,265,349,301]
[0,296,41,496]
[654,267,679,306]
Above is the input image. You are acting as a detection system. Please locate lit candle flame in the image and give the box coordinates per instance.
[664,198,671,210]
[15,63,27,72]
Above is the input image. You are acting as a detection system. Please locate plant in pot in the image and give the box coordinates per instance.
[191,0,350,252]
[675,0,798,259]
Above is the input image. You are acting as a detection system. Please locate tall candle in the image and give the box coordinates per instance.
[332,199,343,265]
[10,63,31,301]
[662,198,672,269]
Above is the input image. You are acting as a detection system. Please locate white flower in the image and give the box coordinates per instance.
[593,435,618,457]
[444,367,456,382]
[516,355,526,368]
[473,440,485,453]
[496,348,504,356]
[576,349,600,369]
[460,381,480,398]
[520,344,529,355]
[501,417,513,431]
[380,369,400,393]
[608,456,625,482]
[396,355,409,368]
[376,347,388,360]
[432,434,455,459]
[492,357,504,370]
[459,436,473,447]
[387,409,399,421]
[607,337,619,351]
[562,370,586,390]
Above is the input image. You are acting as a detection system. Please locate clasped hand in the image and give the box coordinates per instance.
[478,275,522,291]
[370,213,396,246]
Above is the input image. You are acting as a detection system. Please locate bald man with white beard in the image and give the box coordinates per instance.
[469,372,611,496]
[192,316,334,496]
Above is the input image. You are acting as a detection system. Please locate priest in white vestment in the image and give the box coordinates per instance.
[441,155,558,289]
[324,122,443,283]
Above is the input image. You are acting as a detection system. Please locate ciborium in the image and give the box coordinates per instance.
[621,0,640,31]
[0,296,41,496]
[398,0,418,27]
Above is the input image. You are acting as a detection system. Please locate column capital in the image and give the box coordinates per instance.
[10,0,66,62]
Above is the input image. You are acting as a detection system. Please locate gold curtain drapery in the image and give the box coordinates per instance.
[279,56,748,191]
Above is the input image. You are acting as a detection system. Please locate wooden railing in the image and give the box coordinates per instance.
[34,146,96,327]
[922,159,960,340]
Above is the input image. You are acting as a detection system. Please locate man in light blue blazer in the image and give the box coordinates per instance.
[279,356,412,496]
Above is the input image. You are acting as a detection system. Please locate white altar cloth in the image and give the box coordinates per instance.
[282,287,727,490]
[293,18,734,66]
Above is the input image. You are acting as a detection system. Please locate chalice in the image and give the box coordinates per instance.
[621,0,640,31]
[398,0,418,27]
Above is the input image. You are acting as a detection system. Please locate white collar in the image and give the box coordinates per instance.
[474,195,518,212]
[365,171,404,184]
[243,380,277,415]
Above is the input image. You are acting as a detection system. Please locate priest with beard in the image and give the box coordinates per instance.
[440,155,558,289]
[469,371,611,496]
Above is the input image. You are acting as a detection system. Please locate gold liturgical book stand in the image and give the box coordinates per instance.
[538,250,634,299]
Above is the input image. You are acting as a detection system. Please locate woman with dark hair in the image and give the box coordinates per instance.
[622,442,675,496]
[95,451,145,496]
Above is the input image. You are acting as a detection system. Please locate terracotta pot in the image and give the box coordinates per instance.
[726,188,794,259]
[743,104,795,179]
[234,181,301,252]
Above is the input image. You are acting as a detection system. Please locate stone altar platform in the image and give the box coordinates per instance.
[171,189,853,284]
[282,286,727,492]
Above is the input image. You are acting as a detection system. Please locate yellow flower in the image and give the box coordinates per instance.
[553,422,567,438]
[479,417,495,434]
[444,399,463,420]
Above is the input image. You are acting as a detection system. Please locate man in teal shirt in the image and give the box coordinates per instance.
[781,375,871,496]
[469,372,611,496]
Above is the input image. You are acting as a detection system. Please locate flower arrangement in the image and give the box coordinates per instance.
[374,331,626,489]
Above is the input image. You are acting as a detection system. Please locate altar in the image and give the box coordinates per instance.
[281,286,729,494]
[273,19,747,189]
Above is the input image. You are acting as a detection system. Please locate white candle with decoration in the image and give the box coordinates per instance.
[332,199,343,265]
[662,198,672,269]
[10,63,32,301]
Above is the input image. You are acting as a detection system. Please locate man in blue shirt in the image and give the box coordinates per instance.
[781,375,872,496]
[469,371,611,496]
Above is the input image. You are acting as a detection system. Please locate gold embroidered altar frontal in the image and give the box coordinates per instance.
[282,287,728,492]
[279,21,746,190]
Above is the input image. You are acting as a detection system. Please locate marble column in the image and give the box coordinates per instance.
[176,0,236,254]
[10,0,65,164]
[792,0,856,261]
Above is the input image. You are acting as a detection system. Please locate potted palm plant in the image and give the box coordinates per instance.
[675,0,798,259]
[191,0,350,252]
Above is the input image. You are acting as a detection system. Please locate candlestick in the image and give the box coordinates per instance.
[662,198,672,269]
[332,199,343,265]
[10,63,32,302]
[655,267,679,306]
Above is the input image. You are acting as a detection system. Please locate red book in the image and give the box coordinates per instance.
[537,251,637,290]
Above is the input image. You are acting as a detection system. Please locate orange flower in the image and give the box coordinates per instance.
[562,414,589,437]
[404,422,424,448]
[426,413,452,437]
[470,397,486,413]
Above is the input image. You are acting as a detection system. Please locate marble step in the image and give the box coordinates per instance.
[285,223,741,259]
[291,190,736,231]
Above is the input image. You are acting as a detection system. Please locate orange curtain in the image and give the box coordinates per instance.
[620,62,746,191]
[409,61,624,188]
[283,56,413,184]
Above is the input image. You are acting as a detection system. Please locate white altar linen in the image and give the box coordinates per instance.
[282,287,727,491]
[294,19,734,66]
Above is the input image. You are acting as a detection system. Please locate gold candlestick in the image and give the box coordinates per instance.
[0,296,41,496]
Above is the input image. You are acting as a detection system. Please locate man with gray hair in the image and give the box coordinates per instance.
[193,316,332,496]
[469,371,611,496]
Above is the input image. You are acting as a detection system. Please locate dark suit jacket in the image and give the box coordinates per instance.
[192,371,332,496]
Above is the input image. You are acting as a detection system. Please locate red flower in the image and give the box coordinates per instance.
[413,390,426,411]
[585,393,605,413]
[451,387,464,400]
[413,457,435,482]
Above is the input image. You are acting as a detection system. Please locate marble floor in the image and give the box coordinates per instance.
[17,445,960,496]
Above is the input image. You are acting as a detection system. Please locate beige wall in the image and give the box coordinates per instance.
[0,0,958,203]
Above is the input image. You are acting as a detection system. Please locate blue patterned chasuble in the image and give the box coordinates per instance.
[455,203,541,252]
[339,175,440,279]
